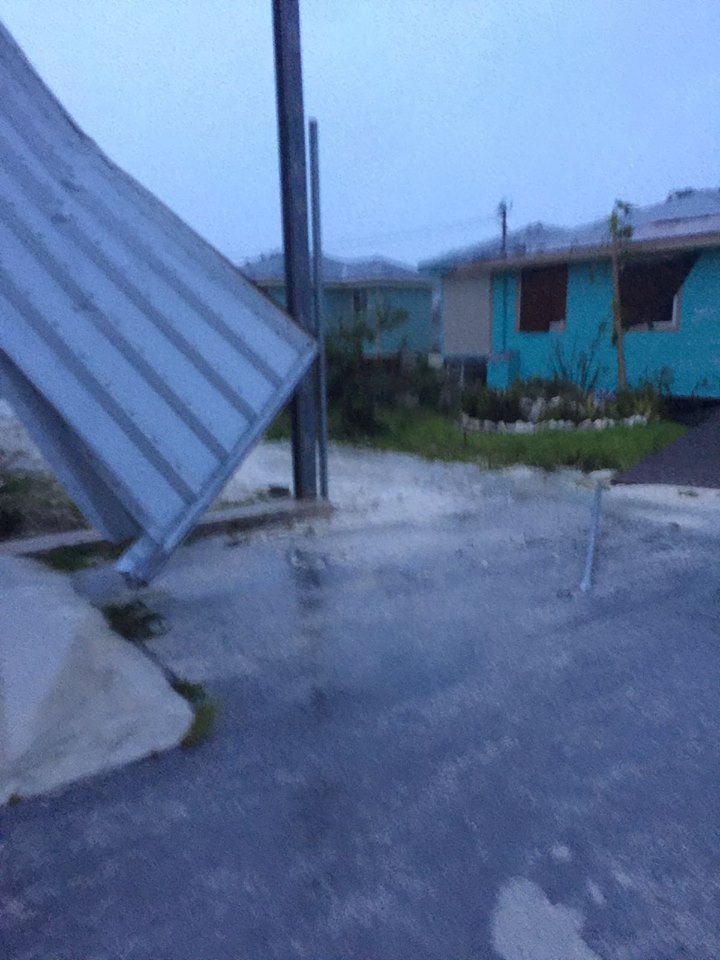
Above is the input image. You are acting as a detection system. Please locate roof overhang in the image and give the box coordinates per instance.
[447,231,720,279]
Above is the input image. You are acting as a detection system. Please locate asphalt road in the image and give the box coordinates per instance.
[3,490,720,959]
[616,405,720,488]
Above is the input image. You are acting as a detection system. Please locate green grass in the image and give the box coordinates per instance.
[364,410,686,472]
[179,697,218,749]
[31,541,126,572]
[267,405,687,472]
[101,600,165,642]
[99,600,218,749]
[169,677,218,749]
[268,404,686,472]
[170,678,207,703]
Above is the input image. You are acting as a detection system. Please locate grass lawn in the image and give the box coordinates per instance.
[372,410,687,472]
[271,407,687,473]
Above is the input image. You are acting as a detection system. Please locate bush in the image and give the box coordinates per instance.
[606,382,667,421]
[325,319,381,436]
[462,384,523,422]
[324,304,443,436]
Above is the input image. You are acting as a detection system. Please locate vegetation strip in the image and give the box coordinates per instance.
[100,600,217,749]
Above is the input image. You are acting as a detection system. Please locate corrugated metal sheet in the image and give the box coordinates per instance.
[0,22,316,583]
[421,189,720,274]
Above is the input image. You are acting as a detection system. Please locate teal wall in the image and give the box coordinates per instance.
[487,249,720,396]
[262,284,434,356]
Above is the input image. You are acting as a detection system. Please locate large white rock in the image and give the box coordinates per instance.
[0,557,192,802]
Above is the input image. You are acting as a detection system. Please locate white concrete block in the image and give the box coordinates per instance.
[0,557,192,802]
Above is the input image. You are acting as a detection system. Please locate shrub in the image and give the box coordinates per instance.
[462,384,523,422]
[324,303,443,435]
[550,322,609,397]
[606,382,667,421]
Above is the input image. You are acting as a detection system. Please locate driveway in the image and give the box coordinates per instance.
[615,405,720,488]
[3,449,720,959]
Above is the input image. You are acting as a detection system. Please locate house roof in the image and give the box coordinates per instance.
[421,189,720,275]
[0,21,316,583]
[242,252,434,287]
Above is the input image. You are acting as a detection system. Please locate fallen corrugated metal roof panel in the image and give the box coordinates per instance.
[0,22,316,583]
[421,188,720,273]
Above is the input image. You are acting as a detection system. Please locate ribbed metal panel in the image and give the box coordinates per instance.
[0,23,316,582]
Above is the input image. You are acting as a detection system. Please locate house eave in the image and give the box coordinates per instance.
[449,232,720,279]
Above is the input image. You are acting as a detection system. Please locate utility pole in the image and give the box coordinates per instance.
[272,0,318,499]
[498,198,509,257]
[609,200,632,389]
[309,117,329,499]
[498,198,511,351]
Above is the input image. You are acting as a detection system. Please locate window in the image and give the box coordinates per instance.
[620,252,697,331]
[517,265,568,332]
[352,288,368,314]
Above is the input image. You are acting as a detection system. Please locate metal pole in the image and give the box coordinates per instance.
[580,482,603,593]
[309,117,329,499]
[272,0,318,499]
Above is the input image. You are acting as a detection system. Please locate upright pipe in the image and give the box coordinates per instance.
[580,482,603,593]
[309,118,329,499]
[272,0,318,499]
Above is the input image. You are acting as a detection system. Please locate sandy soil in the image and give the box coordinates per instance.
[3,404,720,545]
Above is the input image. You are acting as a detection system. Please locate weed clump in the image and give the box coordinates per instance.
[170,678,217,748]
[179,696,218,749]
[170,678,207,703]
[101,599,218,749]
[101,600,164,642]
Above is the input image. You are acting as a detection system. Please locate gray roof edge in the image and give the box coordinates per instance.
[423,190,720,273]
[242,251,434,286]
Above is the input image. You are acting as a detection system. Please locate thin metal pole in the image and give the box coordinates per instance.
[309,117,329,499]
[580,482,603,593]
[272,0,318,499]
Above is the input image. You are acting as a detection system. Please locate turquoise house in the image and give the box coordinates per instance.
[421,189,720,396]
[242,253,437,357]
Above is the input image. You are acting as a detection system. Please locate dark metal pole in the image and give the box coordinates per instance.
[498,200,510,352]
[309,118,329,499]
[272,0,317,499]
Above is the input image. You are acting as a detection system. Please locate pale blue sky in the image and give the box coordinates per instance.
[2,0,718,265]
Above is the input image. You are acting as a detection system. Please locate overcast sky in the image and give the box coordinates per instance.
[2,0,718,267]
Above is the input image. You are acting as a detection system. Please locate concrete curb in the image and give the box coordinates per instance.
[0,498,334,560]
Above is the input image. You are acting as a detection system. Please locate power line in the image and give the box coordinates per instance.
[331,212,498,247]
[234,208,505,263]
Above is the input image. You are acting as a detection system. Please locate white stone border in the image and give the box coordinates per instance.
[460,412,649,435]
